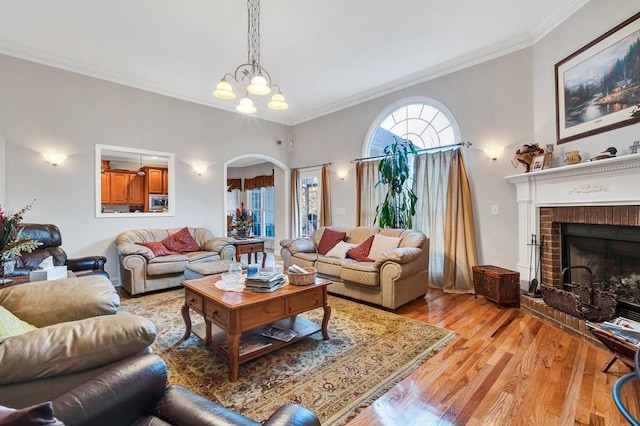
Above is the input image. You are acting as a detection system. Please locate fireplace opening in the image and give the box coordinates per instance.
[562,223,640,321]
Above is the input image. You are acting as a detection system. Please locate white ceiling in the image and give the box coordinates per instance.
[0,0,588,126]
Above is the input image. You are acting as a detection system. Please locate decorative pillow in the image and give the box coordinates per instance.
[325,241,357,259]
[346,235,375,262]
[0,401,65,425]
[317,229,347,255]
[368,234,402,260]
[135,241,177,257]
[0,306,37,344]
[162,227,200,253]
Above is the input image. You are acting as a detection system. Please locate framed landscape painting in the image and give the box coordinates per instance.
[555,12,640,144]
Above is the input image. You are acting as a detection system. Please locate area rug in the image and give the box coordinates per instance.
[120,289,456,425]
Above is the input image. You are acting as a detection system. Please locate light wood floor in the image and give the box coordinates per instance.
[347,289,640,426]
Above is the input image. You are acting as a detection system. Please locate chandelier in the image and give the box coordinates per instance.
[213,0,288,114]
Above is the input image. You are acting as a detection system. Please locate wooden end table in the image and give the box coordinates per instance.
[179,275,332,381]
[233,238,266,268]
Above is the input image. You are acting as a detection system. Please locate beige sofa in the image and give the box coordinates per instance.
[115,227,236,295]
[0,276,156,408]
[280,226,429,309]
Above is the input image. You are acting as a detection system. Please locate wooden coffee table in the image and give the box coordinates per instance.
[180,275,332,381]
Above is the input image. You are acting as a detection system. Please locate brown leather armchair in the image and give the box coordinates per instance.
[13,223,108,278]
[52,353,321,426]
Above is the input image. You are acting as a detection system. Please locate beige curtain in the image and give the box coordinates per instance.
[290,169,301,238]
[319,164,331,227]
[443,150,478,293]
[415,149,477,293]
[355,160,385,227]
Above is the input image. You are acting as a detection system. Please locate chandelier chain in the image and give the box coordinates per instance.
[247,0,260,66]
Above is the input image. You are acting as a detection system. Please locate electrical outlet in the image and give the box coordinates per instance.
[492,260,500,266]
[491,204,499,215]
[335,207,346,215]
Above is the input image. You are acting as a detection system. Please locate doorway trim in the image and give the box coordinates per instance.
[223,154,291,241]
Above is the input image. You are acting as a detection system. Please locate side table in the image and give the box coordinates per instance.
[233,239,266,268]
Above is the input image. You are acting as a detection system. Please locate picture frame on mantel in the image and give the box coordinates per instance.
[555,11,640,144]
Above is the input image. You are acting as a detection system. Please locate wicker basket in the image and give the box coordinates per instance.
[540,266,617,322]
[287,267,317,286]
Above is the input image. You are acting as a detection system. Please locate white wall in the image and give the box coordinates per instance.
[0,54,291,282]
[291,49,534,270]
[533,1,640,158]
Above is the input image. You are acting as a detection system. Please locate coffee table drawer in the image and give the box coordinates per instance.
[205,300,230,329]
[185,289,203,314]
[288,287,323,314]
[240,299,286,329]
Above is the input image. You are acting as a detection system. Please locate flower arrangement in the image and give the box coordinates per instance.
[631,103,640,118]
[0,201,40,261]
[234,202,250,232]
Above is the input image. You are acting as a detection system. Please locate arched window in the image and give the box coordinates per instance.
[364,97,460,157]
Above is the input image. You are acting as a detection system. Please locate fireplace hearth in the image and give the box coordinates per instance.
[506,153,640,344]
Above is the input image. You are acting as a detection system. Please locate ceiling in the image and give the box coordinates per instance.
[0,0,588,126]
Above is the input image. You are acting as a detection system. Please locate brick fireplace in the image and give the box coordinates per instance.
[506,153,640,343]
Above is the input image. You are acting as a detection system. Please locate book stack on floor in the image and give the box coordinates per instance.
[245,270,286,292]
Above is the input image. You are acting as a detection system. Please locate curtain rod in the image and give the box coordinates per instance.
[352,141,472,163]
[294,162,332,171]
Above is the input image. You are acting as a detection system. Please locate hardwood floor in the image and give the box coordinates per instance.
[347,289,640,425]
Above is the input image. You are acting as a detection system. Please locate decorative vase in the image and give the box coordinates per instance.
[237,228,249,239]
[563,150,581,165]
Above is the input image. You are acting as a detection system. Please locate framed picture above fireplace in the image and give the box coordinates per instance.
[555,11,640,144]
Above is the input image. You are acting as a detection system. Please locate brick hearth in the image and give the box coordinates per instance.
[539,205,640,289]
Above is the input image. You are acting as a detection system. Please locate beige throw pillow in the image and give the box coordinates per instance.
[368,234,402,260]
[325,241,357,259]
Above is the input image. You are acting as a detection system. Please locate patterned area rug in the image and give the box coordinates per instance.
[120,289,456,425]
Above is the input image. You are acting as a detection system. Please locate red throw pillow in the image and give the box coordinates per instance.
[135,241,176,256]
[162,227,201,253]
[317,229,347,255]
[347,235,375,262]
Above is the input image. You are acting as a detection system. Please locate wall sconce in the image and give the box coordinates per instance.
[42,152,67,166]
[192,164,208,176]
[483,147,504,161]
[336,170,348,180]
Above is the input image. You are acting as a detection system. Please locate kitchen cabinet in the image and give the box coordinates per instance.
[101,173,111,204]
[101,171,145,205]
[146,167,167,194]
[129,174,145,204]
[110,172,130,204]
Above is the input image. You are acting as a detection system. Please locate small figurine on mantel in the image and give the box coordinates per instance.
[589,147,617,161]
[512,143,544,172]
[630,141,640,154]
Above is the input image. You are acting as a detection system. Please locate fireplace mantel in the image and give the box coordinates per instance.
[505,153,640,289]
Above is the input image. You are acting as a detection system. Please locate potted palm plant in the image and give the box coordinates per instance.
[374,137,418,229]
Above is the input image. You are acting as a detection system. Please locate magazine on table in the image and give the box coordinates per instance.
[261,325,298,342]
[587,317,640,346]
[245,281,286,292]
[246,271,284,283]
[219,338,273,356]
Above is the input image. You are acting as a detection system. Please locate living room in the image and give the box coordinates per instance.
[2,0,640,424]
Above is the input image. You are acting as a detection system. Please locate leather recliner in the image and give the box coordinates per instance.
[52,353,321,426]
[13,223,108,278]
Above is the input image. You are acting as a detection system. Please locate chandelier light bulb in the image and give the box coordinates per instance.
[213,79,236,99]
[236,97,256,114]
[247,74,271,95]
[268,92,289,111]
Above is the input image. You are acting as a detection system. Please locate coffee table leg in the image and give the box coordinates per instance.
[179,303,192,344]
[227,332,241,381]
[321,301,331,340]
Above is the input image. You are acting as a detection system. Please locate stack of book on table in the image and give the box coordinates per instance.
[587,317,640,346]
[245,271,286,292]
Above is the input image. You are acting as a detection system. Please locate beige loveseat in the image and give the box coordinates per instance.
[280,226,429,309]
[0,276,156,408]
[115,227,236,295]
